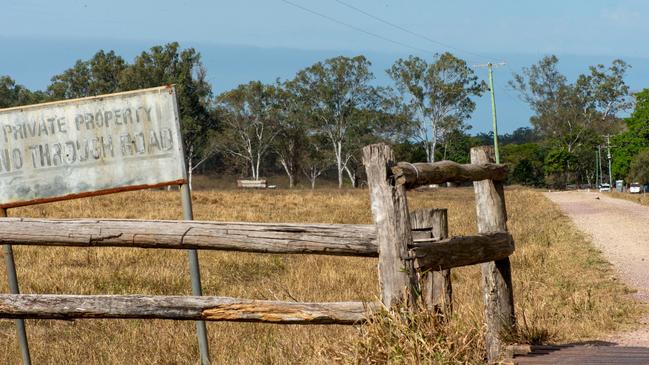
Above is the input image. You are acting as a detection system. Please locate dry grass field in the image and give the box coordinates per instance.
[0,184,641,364]
[609,191,649,206]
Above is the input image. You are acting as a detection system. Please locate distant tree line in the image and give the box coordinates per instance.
[2,43,647,188]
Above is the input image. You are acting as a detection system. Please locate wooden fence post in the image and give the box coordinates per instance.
[362,144,419,309]
[470,146,516,363]
[410,208,452,318]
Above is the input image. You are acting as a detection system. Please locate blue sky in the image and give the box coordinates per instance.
[2,0,649,133]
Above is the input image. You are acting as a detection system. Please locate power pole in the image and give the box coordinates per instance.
[595,148,599,189]
[597,145,603,187]
[606,135,613,189]
[474,62,506,164]
[597,145,603,186]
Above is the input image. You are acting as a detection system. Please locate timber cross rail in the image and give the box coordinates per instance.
[0,143,515,363]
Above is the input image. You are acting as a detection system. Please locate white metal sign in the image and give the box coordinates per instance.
[0,86,187,208]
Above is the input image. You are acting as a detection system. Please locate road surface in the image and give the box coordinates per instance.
[545,191,649,346]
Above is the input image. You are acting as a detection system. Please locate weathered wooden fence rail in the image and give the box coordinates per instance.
[0,143,516,363]
[412,232,514,271]
[0,219,378,256]
[0,219,511,268]
[392,160,508,188]
[0,294,378,324]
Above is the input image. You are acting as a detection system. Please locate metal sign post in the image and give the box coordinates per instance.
[180,183,211,365]
[2,209,31,365]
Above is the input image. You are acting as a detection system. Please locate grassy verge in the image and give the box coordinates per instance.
[609,191,649,206]
[0,187,641,364]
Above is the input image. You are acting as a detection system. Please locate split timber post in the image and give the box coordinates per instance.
[471,146,516,363]
[410,208,452,318]
[365,142,515,363]
[362,144,419,308]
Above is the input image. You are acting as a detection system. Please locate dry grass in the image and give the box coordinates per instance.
[0,186,641,364]
[609,191,649,206]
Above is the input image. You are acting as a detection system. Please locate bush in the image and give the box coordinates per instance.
[627,148,649,183]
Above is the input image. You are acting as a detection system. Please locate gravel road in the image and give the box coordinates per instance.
[545,191,649,346]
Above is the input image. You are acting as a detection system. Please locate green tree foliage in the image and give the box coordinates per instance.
[511,56,630,185]
[119,43,215,175]
[300,134,331,189]
[474,127,539,146]
[290,55,395,188]
[628,149,649,184]
[343,92,414,187]
[271,83,308,188]
[501,143,546,186]
[573,132,602,186]
[48,50,127,99]
[511,56,629,153]
[543,148,575,188]
[503,127,539,144]
[388,53,485,162]
[512,160,537,186]
[393,140,427,163]
[0,76,46,108]
[14,45,644,190]
[440,128,472,163]
[48,43,216,184]
[216,81,281,180]
[612,89,649,179]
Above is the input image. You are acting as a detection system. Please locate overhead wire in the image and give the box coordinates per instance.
[280,0,436,54]
[281,0,526,131]
[500,63,531,106]
[499,86,528,109]
[333,0,503,64]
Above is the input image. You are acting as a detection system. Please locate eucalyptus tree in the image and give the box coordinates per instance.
[48,50,127,99]
[290,55,383,188]
[612,89,649,179]
[341,89,415,187]
[46,43,216,187]
[388,52,485,162]
[0,76,45,108]
[118,43,216,186]
[272,82,307,188]
[216,81,282,180]
[511,56,631,183]
[301,134,331,189]
[628,149,649,184]
[511,56,630,154]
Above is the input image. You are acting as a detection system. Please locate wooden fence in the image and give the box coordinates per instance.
[0,143,515,363]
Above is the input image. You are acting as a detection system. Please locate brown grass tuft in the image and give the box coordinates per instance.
[331,307,485,365]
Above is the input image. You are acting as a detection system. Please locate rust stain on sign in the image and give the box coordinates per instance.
[0,86,187,208]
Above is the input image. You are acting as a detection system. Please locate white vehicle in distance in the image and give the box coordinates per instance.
[630,182,642,194]
[599,183,611,192]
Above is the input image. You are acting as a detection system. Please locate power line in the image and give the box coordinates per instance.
[333,0,503,64]
[505,63,518,76]
[499,85,525,106]
[280,0,436,54]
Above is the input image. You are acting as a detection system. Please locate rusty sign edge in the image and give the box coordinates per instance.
[0,179,186,209]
